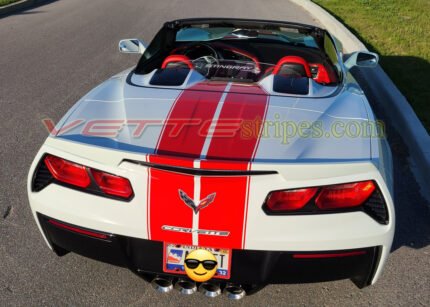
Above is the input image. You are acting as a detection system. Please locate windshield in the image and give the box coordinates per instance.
[176,26,319,48]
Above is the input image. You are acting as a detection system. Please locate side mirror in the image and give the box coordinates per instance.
[344,51,379,70]
[118,39,147,54]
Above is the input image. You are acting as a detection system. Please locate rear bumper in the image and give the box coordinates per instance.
[38,213,381,288]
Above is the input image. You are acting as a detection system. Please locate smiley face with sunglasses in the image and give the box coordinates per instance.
[184,249,218,282]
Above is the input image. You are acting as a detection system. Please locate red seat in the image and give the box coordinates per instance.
[161,55,193,69]
[272,56,312,78]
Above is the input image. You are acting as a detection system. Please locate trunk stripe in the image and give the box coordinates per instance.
[148,82,227,244]
[156,82,227,158]
[199,84,269,248]
[147,82,269,249]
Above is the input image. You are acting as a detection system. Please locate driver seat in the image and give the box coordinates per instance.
[161,55,194,70]
[272,56,311,78]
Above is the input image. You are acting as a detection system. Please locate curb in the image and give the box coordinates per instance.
[0,0,47,17]
[291,0,430,195]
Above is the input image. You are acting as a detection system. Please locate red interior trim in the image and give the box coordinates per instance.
[161,55,193,69]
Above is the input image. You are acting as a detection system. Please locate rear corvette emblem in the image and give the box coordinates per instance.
[178,189,216,214]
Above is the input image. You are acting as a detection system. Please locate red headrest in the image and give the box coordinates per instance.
[272,56,312,78]
[161,55,193,69]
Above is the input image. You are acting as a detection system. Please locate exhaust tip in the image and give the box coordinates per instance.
[151,276,173,293]
[224,283,246,300]
[175,279,197,295]
[199,282,221,298]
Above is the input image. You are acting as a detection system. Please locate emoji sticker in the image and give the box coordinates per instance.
[184,249,218,282]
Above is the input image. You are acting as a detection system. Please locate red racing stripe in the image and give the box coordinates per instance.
[148,167,195,244]
[205,84,269,161]
[147,82,269,249]
[199,84,269,248]
[156,82,227,158]
[148,82,227,243]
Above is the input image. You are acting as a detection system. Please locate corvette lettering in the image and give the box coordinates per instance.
[161,225,230,237]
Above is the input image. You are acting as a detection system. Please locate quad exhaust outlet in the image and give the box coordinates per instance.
[175,279,197,295]
[199,282,222,298]
[224,283,246,300]
[151,276,173,293]
[150,276,246,299]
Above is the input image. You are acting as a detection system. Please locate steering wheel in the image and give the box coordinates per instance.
[180,43,220,77]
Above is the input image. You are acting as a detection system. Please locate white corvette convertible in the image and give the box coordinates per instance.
[28,18,394,299]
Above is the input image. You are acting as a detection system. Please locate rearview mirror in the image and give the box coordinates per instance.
[118,39,147,54]
[344,51,379,70]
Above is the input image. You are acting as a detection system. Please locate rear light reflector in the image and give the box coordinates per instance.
[292,250,366,259]
[44,155,90,188]
[315,181,375,210]
[48,219,109,240]
[91,169,133,199]
[265,188,318,211]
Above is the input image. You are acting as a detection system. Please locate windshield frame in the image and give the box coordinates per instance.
[134,18,342,85]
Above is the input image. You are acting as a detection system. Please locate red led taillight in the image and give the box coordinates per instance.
[43,155,133,200]
[44,155,91,188]
[265,188,318,211]
[315,181,375,210]
[263,180,378,214]
[91,169,133,199]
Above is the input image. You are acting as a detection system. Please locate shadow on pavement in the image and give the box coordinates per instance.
[350,65,430,253]
[0,0,58,18]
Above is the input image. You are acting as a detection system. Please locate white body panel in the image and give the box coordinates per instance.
[28,134,394,284]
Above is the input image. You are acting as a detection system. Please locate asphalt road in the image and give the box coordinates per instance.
[0,0,429,305]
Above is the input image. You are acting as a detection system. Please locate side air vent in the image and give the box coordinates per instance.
[363,188,389,225]
[32,159,54,192]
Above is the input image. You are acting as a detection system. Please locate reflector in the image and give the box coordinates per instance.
[292,250,366,259]
[48,219,109,239]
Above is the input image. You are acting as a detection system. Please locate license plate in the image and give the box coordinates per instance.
[163,243,231,279]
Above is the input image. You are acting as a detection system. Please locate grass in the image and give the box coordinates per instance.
[313,0,430,132]
[0,0,20,6]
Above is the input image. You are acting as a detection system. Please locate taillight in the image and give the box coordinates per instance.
[40,154,133,200]
[91,169,133,199]
[265,188,318,211]
[315,181,375,210]
[44,155,91,188]
[262,180,388,224]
